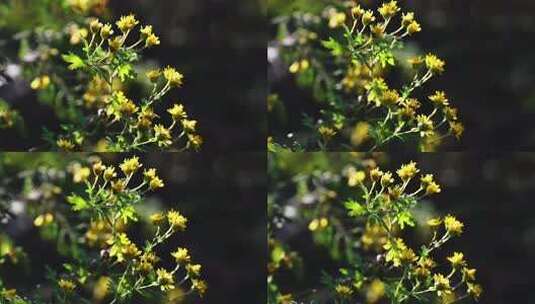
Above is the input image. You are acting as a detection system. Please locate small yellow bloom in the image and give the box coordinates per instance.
[34,213,54,227]
[89,19,103,33]
[146,69,161,82]
[426,217,442,227]
[146,33,160,47]
[378,1,400,19]
[140,25,153,37]
[119,156,141,176]
[103,166,117,181]
[335,284,353,298]
[171,248,191,264]
[188,134,203,150]
[433,274,451,295]
[463,268,477,281]
[168,104,187,121]
[425,54,446,74]
[156,268,175,291]
[429,91,449,107]
[447,252,466,268]
[167,210,188,231]
[73,166,91,183]
[150,212,166,225]
[186,263,202,277]
[380,172,394,187]
[467,283,483,300]
[444,215,464,236]
[163,66,184,87]
[58,279,76,292]
[406,21,421,35]
[116,14,139,32]
[401,12,415,27]
[362,10,375,26]
[347,168,366,186]
[328,12,346,28]
[181,119,197,133]
[149,176,164,190]
[192,279,207,297]
[100,24,113,39]
[396,161,419,182]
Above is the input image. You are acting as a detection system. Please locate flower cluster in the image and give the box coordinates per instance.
[0,156,206,303]
[268,156,482,304]
[270,1,463,151]
[53,14,202,151]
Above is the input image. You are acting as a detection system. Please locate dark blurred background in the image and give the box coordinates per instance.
[0,0,266,152]
[0,152,267,303]
[270,152,535,303]
[268,0,535,150]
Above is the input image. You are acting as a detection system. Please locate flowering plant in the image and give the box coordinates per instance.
[268,153,482,303]
[0,155,206,303]
[0,1,202,151]
[269,1,463,151]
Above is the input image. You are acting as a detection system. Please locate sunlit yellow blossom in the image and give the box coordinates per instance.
[425,54,446,74]
[168,104,187,121]
[116,14,139,32]
[396,161,419,182]
[406,21,421,35]
[378,1,399,19]
[172,248,191,264]
[103,166,117,181]
[163,67,184,87]
[433,274,451,296]
[181,119,197,133]
[167,210,187,231]
[447,252,466,269]
[150,213,166,225]
[186,264,202,277]
[73,166,91,183]
[335,284,353,298]
[362,10,375,26]
[444,215,464,236]
[156,268,175,291]
[467,283,483,300]
[328,12,346,28]
[57,138,75,151]
[120,156,141,175]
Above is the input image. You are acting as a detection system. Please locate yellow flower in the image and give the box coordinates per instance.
[351,5,364,18]
[154,124,173,147]
[93,161,106,175]
[362,10,375,26]
[119,156,141,176]
[150,213,166,225]
[168,104,187,121]
[73,166,91,183]
[308,218,328,231]
[463,268,477,281]
[146,33,160,47]
[89,18,103,33]
[366,279,385,303]
[429,91,449,107]
[100,24,113,39]
[433,274,451,295]
[289,61,300,74]
[192,279,207,297]
[167,210,188,231]
[116,14,139,32]
[396,161,419,182]
[181,119,197,133]
[447,252,466,268]
[380,172,394,187]
[146,69,161,82]
[425,54,446,74]
[426,217,442,228]
[108,36,123,52]
[111,180,126,193]
[467,283,483,300]
[450,122,464,140]
[149,176,164,190]
[103,166,117,181]
[30,75,51,90]
[328,12,346,28]
[381,89,399,107]
[188,134,203,150]
[34,213,54,227]
[426,181,441,195]
[57,138,75,151]
[378,1,399,19]
[347,168,366,186]
[401,12,415,27]
[156,268,175,291]
[163,66,184,87]
[318,126,336,141]
[140,25,153,37]
[58,279,76,292]
[171,248,191,264]
[369,168,383,182]
[335,284,353,298]
[351,122,370,146]
[406,21,421,35]
[186,264,202,277]
[444,215,464,236]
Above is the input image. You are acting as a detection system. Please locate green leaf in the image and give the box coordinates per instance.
[67,195,89,211]
[119,205,138,224]
[345,199,366,217]
[321,37,344,57]
[397,210,415,229]
[117,64,134,81]
[62,53,86,70]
